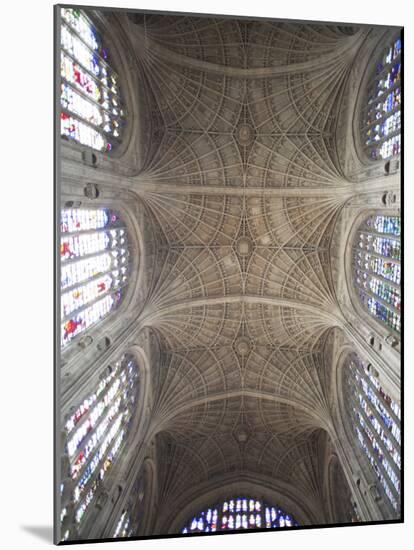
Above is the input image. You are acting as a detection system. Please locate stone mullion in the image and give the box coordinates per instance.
[61,15,114,76]
[356,246,401,266]
[343,323,399,402]
[60,103,123,149]
[356,233,401,264]
[60,50,122,109]
[61,242,131,295]
[97,436,155,539]
[348,377,400,478]
[329,427,382,522]
[364,130,400,156]
[65,373,128,489]
[359,228,401,244]
[62,267,118,297]
[62,247,114,269]
[60,224,131,326]
[366,53,401,86]
[73,407,128,531]
[360,226,400,238]
[61,240,129,271]
[362,250,400,287]
[348,398,400,505]
[354,420,400,508]
[350,368,400,448]
[73,374,138,526]
[356,282,400,319]
[364,100,400,132]
[59,431,79,541]
[358,368,401,428]
[61,279,128,325]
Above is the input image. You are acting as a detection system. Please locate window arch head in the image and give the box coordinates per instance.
[342,353,400,515]
[60,7,126,152]
[181,496,299,533]
[60,208,130,349]
[60,353,140,541]
[361,35,401,160]
[352,214,400,334]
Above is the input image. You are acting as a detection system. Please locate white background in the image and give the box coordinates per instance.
[1,0,412,548]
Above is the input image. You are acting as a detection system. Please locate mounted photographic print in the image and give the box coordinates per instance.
[54,3,403,544]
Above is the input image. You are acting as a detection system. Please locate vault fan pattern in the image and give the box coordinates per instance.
[127,15,362,526]
[58,10,401,540]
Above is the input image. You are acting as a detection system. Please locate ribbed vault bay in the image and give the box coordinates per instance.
[122,14,365,526]
[129,15,360,69]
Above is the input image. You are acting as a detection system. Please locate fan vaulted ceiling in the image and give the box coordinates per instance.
[122,15,365,519]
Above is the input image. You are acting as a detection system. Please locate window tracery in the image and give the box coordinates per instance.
[61,355,139,538]
[362,36,401,160]
[113,510,132,538]
[60,7,126,152]
[344,354,401,512]
[181,497,299,533]
[353,215,400,333]
[60,208,129,349]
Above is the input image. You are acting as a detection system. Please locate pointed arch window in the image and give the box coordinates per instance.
[61,354,140,540]
[353,215,401,333]
[344,354,401,512]
[362,36,401,160]
[181,497,299,533]
[60,208,129,349]
[60,7,126,152]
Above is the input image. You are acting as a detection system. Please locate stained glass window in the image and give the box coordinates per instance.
[344,354,400,512]
[353,215,401,333]
[113,510,132,538]
[60,7,126,152]
[61,355,139,535]
[181,497,299,534]
[60,208,129,349]
[362,36,401,160]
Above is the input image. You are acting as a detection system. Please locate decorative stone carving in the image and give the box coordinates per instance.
[78,335,93,349]
[97,336,111,351]
[82,149,98,168]
[234,336,251,355]
[235,236,253,257]
[233,424,250,443]
[368,484,381,502]
[236,123,255,146]
[385,334,398,348]
[84,183,100,199]
[386,191,397,205]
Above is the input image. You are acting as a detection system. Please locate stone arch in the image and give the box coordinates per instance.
[351,29,401,167]
[161,475,320,534]
[343,208,400,346]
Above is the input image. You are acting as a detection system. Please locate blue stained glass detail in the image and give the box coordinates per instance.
[181,497,299,533]
[363,37,401,160]
[353,216,400,333]
[345,355,400,512]
[60,7,125,151]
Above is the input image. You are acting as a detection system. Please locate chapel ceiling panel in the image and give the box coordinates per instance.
[124,13,362,512]
[155,424,329,511]
[152,344,332,430]
[131,16,360,69]
[142,62,243,132]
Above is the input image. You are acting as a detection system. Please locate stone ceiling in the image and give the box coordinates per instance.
[117,14,366,519]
